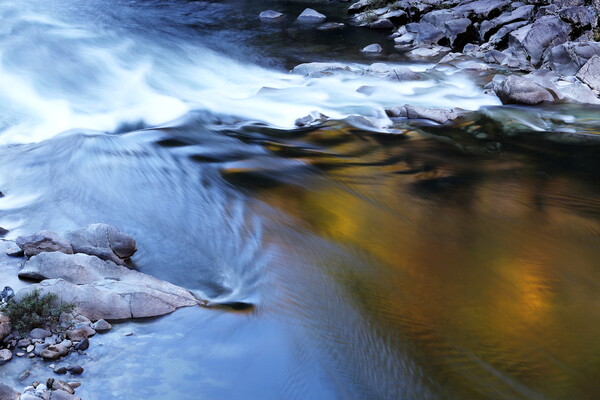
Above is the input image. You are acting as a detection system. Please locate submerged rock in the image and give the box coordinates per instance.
[404,105,460,124]
[361,43,383,53]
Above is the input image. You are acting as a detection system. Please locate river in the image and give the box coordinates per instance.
[0,0,599,399]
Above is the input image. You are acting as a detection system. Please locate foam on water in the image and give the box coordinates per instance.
[0,0,500,145]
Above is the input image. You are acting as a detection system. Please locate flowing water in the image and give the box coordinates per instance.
[0,1,599,399]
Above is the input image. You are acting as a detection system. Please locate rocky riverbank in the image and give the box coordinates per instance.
[0,224,203,399]
[259,0,600,128]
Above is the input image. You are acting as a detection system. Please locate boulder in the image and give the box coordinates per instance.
[406,22,445,45]
[479,5,535,41]
[65,224,136,266]
[444,18,472,48]
[558,80,600,104]
[545,41,600,76]
[407,45,451,60]
[576,54,600,91]
[0,383,19,400]
[296,8,326,23]
[508,15,572,68]
[15,231,73,258]
[347,0,370,14]
[454,0,511,20]
[66,326,95,341]
[492,75,558,105]
[15,252,198,320]
[559,6,597,29]
[368,18,394,29]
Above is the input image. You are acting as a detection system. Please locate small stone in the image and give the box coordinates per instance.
[74,338,89,351]
[51,389,78,400]
[28,353,35,358]
[40,347,62,360]
[18,338,31,347]
[26,344,34,353]
[54,367,67,375]
[368,18,394,29]
[0,348,13,364]
[16,352,25,357]
[46,378,54,390]
[67,365,84,375]
[124,332,134,337]
[59,340,72,349]
[49,364,56,369]
[36,383,47,391]
[67,382,80,389]
[44,336,57,346]
[91,319,111,332]
[361,43,382,54]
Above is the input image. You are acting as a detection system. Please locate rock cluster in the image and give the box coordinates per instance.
[13,224,198,321]
[348,0,600,105]
[0,378,82,400]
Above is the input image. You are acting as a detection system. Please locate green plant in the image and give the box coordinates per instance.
[3,289,75,334]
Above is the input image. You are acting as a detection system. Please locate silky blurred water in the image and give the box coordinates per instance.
[0,1,599,399]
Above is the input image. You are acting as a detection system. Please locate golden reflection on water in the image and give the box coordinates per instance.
[252,126,600,399]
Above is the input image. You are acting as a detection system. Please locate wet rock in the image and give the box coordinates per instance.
[259,10,283,20]
[381,9,407,25]
[66,365,84,375]
[54,367,67,375]
[317,22,345,31]
[361,43,382,53]
[292,62,352,77]
[366,63,421,81]
[73,338,89,351]
[368,18,394,29]
[6,247,24,257]
[0,227,8,237]
[492,75,557,105]
[29,328,52,340]
[15,231,73,258]
[404,105,459,124]
[296,8,326,23]
[0,383,19,400]
[91,319,112,332]
[40,347,62,360]
[65,223,136,265]
[576,54,600,91]
[0,349,12,364]
[295,111,329,127]
[26,345,34,353]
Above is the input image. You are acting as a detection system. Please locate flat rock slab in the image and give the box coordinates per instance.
[576,54,600,91]
[16,252,198,320]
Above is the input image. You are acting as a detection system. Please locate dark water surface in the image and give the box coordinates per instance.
[0,1,599,399]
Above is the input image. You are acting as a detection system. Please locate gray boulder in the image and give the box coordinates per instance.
[559,6,597,29]
[15,251,198,320]
[444,18,472,47]
[406,22,445,45]
[492,75,558,105]
[368,18,394,29]
[508,15,572,68]
[576,54,600,91]
[544,41,600,76]
[15,231,73,258]
[0,349,12,364]
[454,0,511,19]
[296,8,326,23]
[0,383,19,400]
[65,223,136,266]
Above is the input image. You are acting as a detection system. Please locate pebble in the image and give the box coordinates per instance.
[26,344,34,353]
[29,328,52,339]
[74,338,89,351]
[124,332,134,336]
[0,349,13,363]
[16,352,25,357]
